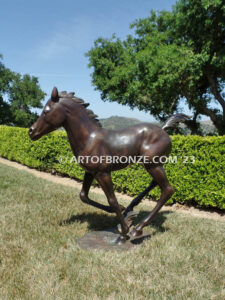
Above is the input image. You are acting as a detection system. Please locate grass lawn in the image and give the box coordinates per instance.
[0,163,224,299]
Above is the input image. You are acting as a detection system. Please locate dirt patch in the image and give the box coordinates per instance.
[0,157,224,222]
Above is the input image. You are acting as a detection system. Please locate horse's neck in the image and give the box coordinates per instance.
[64,114,99,157]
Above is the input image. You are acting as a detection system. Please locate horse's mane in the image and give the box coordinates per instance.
[58,91,102,127]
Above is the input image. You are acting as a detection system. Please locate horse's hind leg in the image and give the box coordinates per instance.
[80,172,125,213]
[123,180,157,217]
[117,180,157,234]
[130,165,175,237]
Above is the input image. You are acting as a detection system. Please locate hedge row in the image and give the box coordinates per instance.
[0,125,224,209]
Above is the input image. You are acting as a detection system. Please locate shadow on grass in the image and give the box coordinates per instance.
[60,210,173,234]
[60,212,117,231]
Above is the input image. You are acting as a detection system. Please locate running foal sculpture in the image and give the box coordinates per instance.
[29,87,189,244]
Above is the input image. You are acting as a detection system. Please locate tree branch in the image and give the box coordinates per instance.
[207,74,225,115]
[201,106,218,126]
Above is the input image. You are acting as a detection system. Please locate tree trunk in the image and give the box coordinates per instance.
[207,74,225,117]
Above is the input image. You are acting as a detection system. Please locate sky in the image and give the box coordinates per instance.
[0,0,185,122]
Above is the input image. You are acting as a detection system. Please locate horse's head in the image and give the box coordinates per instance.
[29,87,66,140]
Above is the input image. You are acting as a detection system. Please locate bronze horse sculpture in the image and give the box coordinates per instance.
[29,87,189,244]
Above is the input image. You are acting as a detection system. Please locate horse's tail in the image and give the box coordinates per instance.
[162,114,191,131]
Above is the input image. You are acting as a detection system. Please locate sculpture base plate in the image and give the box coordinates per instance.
[77,228,151,251]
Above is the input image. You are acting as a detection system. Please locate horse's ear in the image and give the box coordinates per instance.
[51,87,59,102]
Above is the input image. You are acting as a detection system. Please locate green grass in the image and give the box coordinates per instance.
[0,163,224,300]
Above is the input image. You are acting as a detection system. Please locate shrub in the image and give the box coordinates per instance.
[0,125,224,209]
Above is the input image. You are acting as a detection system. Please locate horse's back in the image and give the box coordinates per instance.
[104,123,171,157]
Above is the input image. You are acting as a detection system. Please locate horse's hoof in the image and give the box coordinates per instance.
[117,222,131,234]
[123,210,138,218]
[115,235,128,245]
[125,210,138,219]
[129,227,143,238]
[124,210,138,227]
[117,210,138,234]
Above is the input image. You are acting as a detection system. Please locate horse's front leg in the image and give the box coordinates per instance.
[95,172,129,244]
[80,172,125,213]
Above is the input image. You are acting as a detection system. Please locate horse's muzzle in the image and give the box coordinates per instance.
[29,127,34,135]
[28,126,39,140]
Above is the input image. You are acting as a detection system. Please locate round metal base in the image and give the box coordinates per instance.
[76,228,151,251]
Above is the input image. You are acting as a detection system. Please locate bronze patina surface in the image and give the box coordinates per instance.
[76,228,151,251]
[29,87,190,244]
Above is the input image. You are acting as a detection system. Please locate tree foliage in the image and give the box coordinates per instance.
[87,0,225,135]
[0,56,45,127]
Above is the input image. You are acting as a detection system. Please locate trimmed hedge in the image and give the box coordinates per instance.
[0,125,224,209]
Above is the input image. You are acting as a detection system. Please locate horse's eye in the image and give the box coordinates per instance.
[44,106,51,114]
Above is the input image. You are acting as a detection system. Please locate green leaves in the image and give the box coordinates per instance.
[0,56,45,127]
[87,0,225,134]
